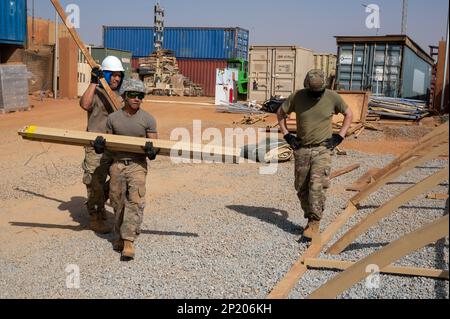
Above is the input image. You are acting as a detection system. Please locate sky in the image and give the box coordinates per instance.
[28,0,449,54]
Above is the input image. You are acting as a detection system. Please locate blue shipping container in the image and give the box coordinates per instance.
[103,26,249,60]
[335,35,434,101]
[0,0,27,45]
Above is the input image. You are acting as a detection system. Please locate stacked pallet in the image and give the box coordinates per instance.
[138,50,203,96]
[0,64,30,114]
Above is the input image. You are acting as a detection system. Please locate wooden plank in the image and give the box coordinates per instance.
[18,126,241,163]
[330,164,360,180]
[304,258,449,280]
[346,168,381,192]
[426,194,449,200]
[351,141,449,205]
[327,167,449,255]
[307,215,449,299]
[267,123,449,299]
[333,91,370,124]
[345,123,364,137]
[50,0,121,112]
[267,202,359,299]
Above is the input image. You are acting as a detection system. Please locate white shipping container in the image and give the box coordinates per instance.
[248,46,314,102]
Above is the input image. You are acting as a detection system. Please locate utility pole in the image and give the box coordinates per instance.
[401,0,408,34]
[154,2,165,84]
[32,0,35,46]
[54,9,58,100]
[154,2,164,52]
[441,11,449,113]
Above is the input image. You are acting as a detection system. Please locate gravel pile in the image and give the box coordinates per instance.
[0,148,448,299]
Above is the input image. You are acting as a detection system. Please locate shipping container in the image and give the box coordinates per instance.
[0,0,27,45]
[335,35,435,101]
[314,53,337,80]
[177,59,227,97]
[91,47,133,79]
[248,46,315,102]
[103,26,249,60]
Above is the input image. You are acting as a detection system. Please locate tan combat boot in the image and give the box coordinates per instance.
[89,215,112,234]
[113,239,124,252]
[303,219,321,242]
[122,240,135,259]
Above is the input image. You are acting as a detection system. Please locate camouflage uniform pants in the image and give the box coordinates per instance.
[294,145,332,221]
[109,159,147,242]
[82,147,112,217]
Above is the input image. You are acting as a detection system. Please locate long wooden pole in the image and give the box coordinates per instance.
[327,166,449,255]
[307,215,449,299]
[304,258,449,280]
[18,126,241,164]
[50,0,121,111]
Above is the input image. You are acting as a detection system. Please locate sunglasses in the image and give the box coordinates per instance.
[126,92,145,100]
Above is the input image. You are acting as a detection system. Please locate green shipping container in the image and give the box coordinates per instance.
[91,47,132,80]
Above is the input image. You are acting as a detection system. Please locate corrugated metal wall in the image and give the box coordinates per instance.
[103,26,249,60]
[0,0,27,45]
[103,26,153,58]
[336,37,434,100]
[177,59,227,96]
[402,47,433,100]
[248,46,315,102]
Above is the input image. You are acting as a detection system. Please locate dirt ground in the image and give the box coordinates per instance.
[0,95,445,298]
[0,95,438,245]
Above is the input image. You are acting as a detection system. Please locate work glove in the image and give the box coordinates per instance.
[326,134,344,150]
[144,141,158,161]
[284,133,301,151]
[90,67,104,84]
[93,136,106,154]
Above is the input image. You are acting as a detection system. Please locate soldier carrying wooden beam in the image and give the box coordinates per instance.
[78,56,125,234]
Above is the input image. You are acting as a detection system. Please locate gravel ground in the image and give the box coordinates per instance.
[0,145,448,299]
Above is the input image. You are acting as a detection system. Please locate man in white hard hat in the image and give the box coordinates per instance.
[79,56,125,234]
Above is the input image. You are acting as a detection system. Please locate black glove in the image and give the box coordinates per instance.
[90,67,104,84]
[326,134,344,150]
[284,133,301,151]
[93,136,106,154]
[144,141,158,161]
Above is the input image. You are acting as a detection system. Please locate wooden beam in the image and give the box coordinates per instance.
[267,124,449,299]
[330,164,360,180]
[307,215,449,299]
[345,168,381,192]
[327,167,449,255]
[267,202,359,299]
[18,126,241,163]
[427,194,449,200]
[304,258,449,280]
[351,141,449,205]
[50,0,121,112]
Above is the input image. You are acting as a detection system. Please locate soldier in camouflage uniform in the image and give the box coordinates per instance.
[79,56,125,234]
[277,70,353,241]
[95,79,158,260]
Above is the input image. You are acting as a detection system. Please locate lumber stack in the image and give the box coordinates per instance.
[138,50,203,97]
[18,126,241,164]
[368,96,429,120]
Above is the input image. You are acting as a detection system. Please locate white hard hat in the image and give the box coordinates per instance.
[101,56,125,72]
